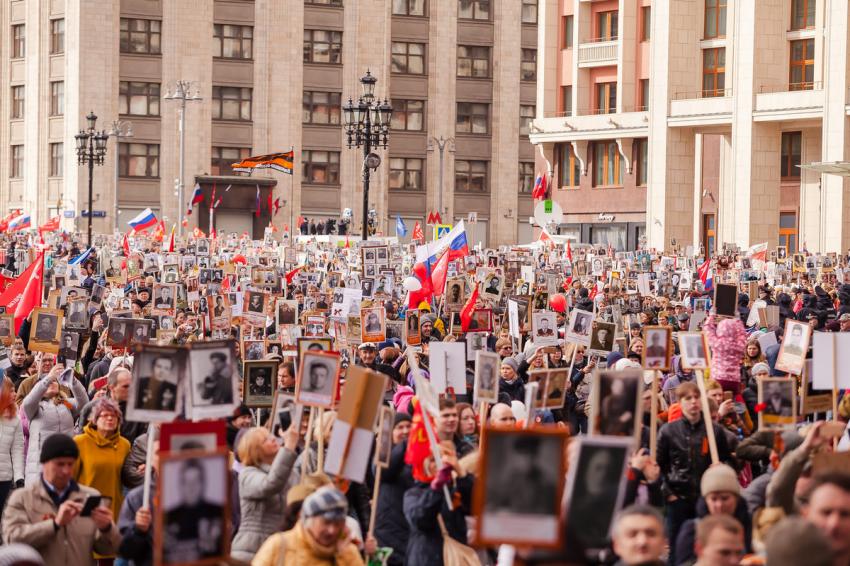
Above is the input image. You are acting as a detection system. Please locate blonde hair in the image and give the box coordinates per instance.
[314,410,337,443]
[237,427,272,467]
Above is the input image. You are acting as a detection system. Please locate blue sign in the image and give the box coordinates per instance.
[63,210,75,218]
[81,210,107,218]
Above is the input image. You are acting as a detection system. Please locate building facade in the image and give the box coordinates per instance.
[0,0,539,246]
[532,0,850,254]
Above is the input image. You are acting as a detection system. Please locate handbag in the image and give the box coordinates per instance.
[438,514,481,566]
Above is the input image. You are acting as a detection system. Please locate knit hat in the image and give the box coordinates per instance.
[0,543,45,566]
[751,362,771,376]
[301,485,348,521]
[700,464,741,497]
[393,412,412,427]
[39,433,79,463]
[765,517,833,566]
[501,357,518,372]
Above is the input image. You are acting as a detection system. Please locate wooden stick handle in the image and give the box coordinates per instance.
[302,407,316,479]
[696,370,720,465]
[650,371,659,460]
[317,407,325,472]
[367,465,382,539]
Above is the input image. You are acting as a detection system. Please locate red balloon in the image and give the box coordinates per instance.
[549,293,567,313]
[232,254,247,264]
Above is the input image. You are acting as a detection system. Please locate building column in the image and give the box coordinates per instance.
[799,129,822,250]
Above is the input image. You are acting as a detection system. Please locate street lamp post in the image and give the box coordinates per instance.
[164,81,202,237]
[109,120,133,233]
[427,136,455,221]
[342,71,393,240]
[75,111,109,248]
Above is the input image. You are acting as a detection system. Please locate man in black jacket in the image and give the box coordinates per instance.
[374,413,413,566]
[657,381,733,565]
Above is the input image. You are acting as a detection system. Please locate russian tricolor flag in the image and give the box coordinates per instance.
[408,221,470,306]
[128,208,157,232]
[190,183,204,206]
[8,215,30,232]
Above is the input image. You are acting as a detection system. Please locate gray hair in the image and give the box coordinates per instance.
[107,366,131,388]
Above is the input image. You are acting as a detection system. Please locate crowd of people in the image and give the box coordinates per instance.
[0,227,843,566]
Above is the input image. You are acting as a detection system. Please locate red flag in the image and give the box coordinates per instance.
[153,220,165,242]
[345,236,350,249]
[38,216,60,233]
[531,174,547,201]
[405,398,437,483]
[122,232,130,256]
[167,225,176,253]
[193,227,206,239]
[296,216,304,228]
[565,240,573,263]
[460,285,480,332]
[285,266,303,285]
[267,194,273,215]
[273,198,281,216]
[0,253,43,333]
[254,186,261,218]
[412,221,424,242]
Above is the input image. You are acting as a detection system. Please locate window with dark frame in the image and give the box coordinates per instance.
[518,162,535,193]
[389,158,424,191]
[455,160,488,192]
[391,42,426,75]
[522,0,538,24]
[10,146,23,178]
[390,99,425,131]
[560,85,572,116]
[635,139,648,186]
[50,19,64,54]
[11,86,24,119]
[457,45,490,78]
[302,150,341,185]
[119,81,161,116]
[596,82,617,114]
[562,15,573,48]
[519,105,535,137]
[789,39,815,90]
[593,140,624,187]
[303,29,343,64]
[639,79,650,110]
[119,143,160,178]
[458,0,490,21]
[641,6,651,41]
[305,0,343,5]
[11,25,25,58]
[212,86,253,121]
[780,131,802,179]
[702,47,725,97]
[120,18,162,54]
[213,24,253,59]
[521,48,537,81]
[456,102,489,134]
[704,0,727,39]
[791,0,815,30]
[597,10,618,40]
[49,143,63,177]
[303,91,342,124]
[558,143,580,188]
[392,0,426,16]
[211,147,251,176]
[50,81,64,116]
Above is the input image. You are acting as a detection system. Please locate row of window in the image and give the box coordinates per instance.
[9,82,64,119]
[389,43,536,80]
[308,0,539,23]
[557,141,648,189]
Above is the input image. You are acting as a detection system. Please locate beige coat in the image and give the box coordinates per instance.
[2,478,121,565]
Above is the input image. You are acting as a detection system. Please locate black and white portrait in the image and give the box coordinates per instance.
[445,278,465,311]
[642,327,671,370]
[375,406,394,468]
[590,370,642,438]
[564,437,632,554]
[532,312,558,346]
[679,333,709,370]
[58,331,79,362]
[296,351,340,408]
[483,274,503,298]
[66,298,89,330]
[477,429,567,548]
[361,278,374,298]
[276,299,297,326]
[158,452,228,565]
[245,292,265,315]
[566,309,592,347]
[128,345,186,422]
[195,239,211,257]
[243,361,277,408]
[589,321,616,354]
[187,341,237,419]
[33,311,60,343]
[758,377,796,430]
[243,340,265,361]
[474,350,500,403]
[130,319,153,346]
[60,286,87,307]
[360,307,386,343]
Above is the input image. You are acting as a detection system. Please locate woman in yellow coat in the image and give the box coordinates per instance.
[73,397,131,518]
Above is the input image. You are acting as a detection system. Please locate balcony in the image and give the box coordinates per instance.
[577,38,619,68]
[529,108,649,143]
[668,89,733,127]
[754,82,823,122]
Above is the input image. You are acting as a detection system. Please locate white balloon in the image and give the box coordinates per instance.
[402,277,421,292]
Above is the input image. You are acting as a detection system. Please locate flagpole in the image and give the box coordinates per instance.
[289,145,295,240]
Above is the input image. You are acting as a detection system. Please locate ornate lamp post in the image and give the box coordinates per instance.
[164,80,202,237]
[109,120,133,233]
[342,71,393,240]
[75,111,109,247]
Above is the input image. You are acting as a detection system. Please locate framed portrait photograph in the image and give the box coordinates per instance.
[242,360,278,408]
[564,436,633,554]
[714,283,739,318]
[532,291,549,312]
[304,315,326,337]
[589,321,616,355]
[474,350,500,404]
[128,345,187,423]
[532,311,558,346]
[405,309,421,346]
[58,331,80,364]
[374,405,394,468]
[129,318,153,347]
[296,350,341,409]
[243,290,268,323]
[30,308,63,354]
[589,369,642,438]
[445,278,466,312]
[276,299,298,327]
[152,283,177,313]
[473,427,568,548]
[160,420,227,453]
[360,307,386,343]
[679,332,710,370]
[187,340,238,420]
[565,309,593,347]
[775,319,812,375]
[155,449,229,566]
[482,273,503,299]
[642,326,672,371]
[0,314,15,346]
[59,286,87,307]
[466,308,493,333]
[195,238,211,257]
[242,339,266,361]
[758,377,797,430]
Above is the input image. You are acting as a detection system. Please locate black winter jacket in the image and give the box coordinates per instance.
[674,496,752,565]
[657,416,733,501]
[374,441,415,566]
[403,475,474,566]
